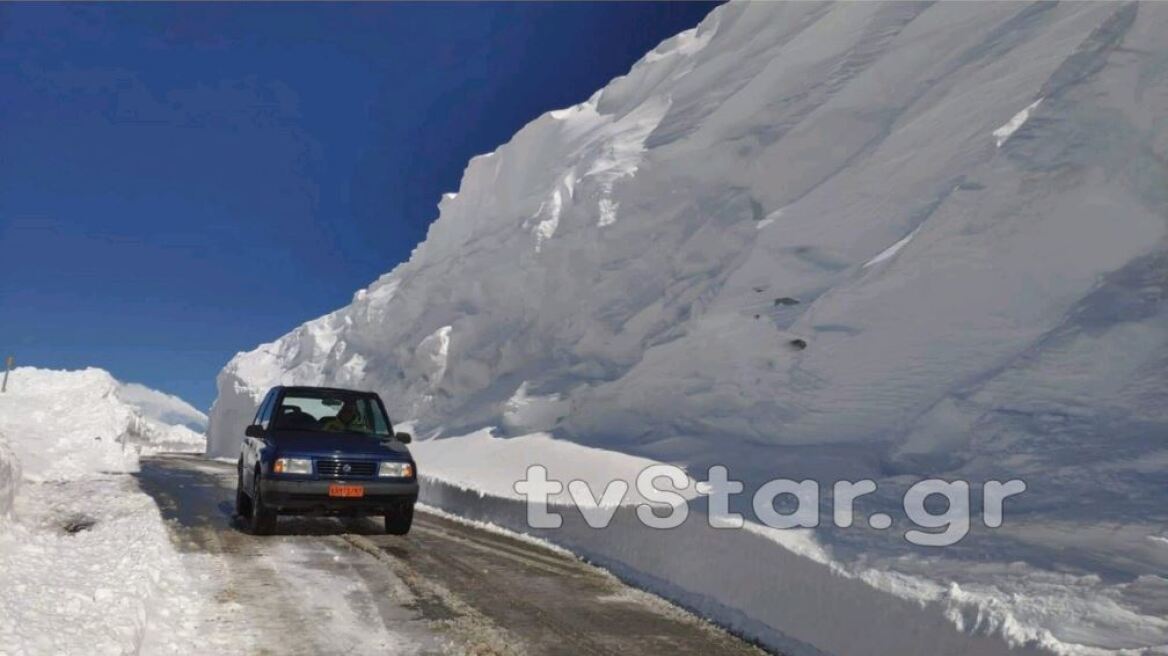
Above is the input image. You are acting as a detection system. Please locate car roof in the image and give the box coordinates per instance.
[277,385,378,397]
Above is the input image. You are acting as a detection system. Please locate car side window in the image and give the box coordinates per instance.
[258,391,277,430]
[368,399,391,435]
[251,394,265,426]
[253,390,275,430]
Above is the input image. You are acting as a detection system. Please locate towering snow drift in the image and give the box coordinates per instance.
[210,2,1168,654]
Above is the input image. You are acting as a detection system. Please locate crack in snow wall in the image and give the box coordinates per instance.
[0,431,18,518]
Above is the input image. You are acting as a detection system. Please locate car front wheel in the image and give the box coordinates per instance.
[384,502,414,535]
[234,463,252,518]
[249,471,278,535]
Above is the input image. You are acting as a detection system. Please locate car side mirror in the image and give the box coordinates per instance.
[394,431,412,444]
[245,425,266,438]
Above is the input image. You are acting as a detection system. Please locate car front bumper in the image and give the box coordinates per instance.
[261,477,419,515]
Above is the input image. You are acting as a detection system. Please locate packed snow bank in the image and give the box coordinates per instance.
[210,2,1168,654]
[418,448,1047,656]
[0,367,209,654]
[0,478,205,654]
[0,367,204,480]
[417,430,1167,656]
[412,428,699,506]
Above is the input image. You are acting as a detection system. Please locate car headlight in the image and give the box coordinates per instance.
[379,461,414,478]
[273,458,312,475]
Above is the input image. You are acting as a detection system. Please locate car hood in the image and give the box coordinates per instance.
[270,431,412,460]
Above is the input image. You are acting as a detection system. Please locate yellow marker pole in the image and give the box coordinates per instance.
[2,356,11,393]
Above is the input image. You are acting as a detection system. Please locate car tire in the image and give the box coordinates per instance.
[249,471,278,536]
[234,465,252,518]
[384,502,414,535]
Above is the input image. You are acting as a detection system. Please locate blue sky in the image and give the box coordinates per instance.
[0,2,717,410]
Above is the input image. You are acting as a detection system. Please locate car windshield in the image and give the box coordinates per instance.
[272,391,392,436]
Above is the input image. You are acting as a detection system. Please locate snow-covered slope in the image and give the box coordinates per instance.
[208,2,1168,654]
[116,381,208,433]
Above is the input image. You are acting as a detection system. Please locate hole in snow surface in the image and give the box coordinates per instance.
[62,515,97,534]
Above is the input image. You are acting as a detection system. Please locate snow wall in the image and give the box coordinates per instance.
[209,2,1168,654]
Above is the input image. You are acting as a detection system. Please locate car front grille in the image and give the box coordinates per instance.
[314,459,377,478]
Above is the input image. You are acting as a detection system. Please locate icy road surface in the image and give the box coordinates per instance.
[135,455,763,656]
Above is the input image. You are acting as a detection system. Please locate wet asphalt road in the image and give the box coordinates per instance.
[135,454,764,656]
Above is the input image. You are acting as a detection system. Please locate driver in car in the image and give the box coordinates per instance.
[322,400,368,433]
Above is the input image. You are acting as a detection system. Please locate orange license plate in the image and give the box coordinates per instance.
[328,484,365,498]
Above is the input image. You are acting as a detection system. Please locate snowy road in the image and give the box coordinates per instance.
[135,455,763,656]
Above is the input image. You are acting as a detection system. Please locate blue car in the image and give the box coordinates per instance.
[235,385,419,535]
